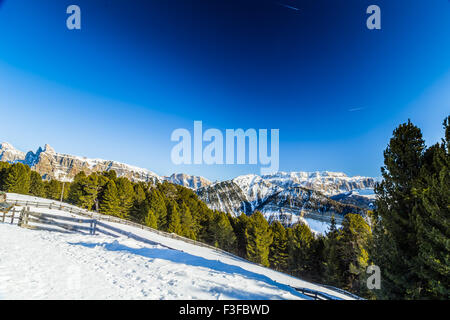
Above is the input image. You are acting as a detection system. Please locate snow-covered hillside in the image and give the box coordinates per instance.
[0,193,357,300]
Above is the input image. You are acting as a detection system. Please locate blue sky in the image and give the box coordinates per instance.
[0,0,449,181]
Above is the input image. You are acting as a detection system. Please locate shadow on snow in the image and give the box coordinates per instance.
[69,240,311,300]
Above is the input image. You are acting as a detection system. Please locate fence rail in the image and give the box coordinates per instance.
[18,208,97,234]
[6,199,245,261]
[1,206,20,224]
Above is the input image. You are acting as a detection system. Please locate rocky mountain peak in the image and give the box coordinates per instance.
[42,144,55,153]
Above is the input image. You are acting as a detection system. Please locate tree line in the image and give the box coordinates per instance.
[0,116,447,299]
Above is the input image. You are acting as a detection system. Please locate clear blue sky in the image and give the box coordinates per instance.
[0,0,449,181]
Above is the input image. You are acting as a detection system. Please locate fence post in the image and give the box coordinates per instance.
[10,208,16,224]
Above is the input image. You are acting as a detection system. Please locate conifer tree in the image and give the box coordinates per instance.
[115,177,134,219]
[29,171,45,197]
[338,214,372,296]
[99,180,121,217]
[208,211,237,251]
[148,188,167,230]
[287,222,314,277]
[130,183,148,222]
[179,202,196,239]
[0,161,11,191]
[269,221,288,271]
[45,179,62,200]
[412,117,450,299]
[166,200,182,234]
[324,214,341,286]
[373,119,426,299]
[144,209,158,229]
[246,211,273,267]
[3,162,31,194]
[232,213,250,258]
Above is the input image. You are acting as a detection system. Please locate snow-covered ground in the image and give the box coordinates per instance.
[0,193,355,300]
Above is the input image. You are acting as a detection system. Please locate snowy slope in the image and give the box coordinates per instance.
[0,193,356,300]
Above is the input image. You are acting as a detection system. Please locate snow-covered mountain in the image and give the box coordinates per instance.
[197,173,376,227]
[0,142,26,163]
[0,142,211,188]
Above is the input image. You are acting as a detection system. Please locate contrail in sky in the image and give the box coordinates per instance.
[348,107,365,112]
[276,2,300,11]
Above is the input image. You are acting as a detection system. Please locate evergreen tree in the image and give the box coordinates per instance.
[45,179,62,200]
[29,171,45,197]
[144,209,158,229]
[269,221,288,271]
[324,214,341,287]
[208,211,237,252]
[99,180,121,217]
[3,162,31,194]
[148,188,167,230]
[179,202,196,239]
[166,200,182,234]
[232,213,250,258]
[0,161,11,191]
[116,177,134,219]
[246,211,273,267]
[130,183,147,222]
[412,117,450,299]
[68,173,98,209]
[337,214,372,296]
[287,222,314,278]
[372,119,426,299]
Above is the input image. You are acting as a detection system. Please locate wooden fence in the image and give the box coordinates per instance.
[1,205,19,224]
[5,198,246,261]
[18,207,97,234]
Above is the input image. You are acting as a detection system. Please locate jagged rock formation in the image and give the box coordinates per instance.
[0,142,211,188]
[0,142,26,163]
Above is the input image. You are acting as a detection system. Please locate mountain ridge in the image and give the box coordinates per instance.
[0,141,377,231]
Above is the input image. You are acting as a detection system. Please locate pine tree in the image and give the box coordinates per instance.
[232,213,250,258]
[179,202,196,239]
[68,173,98,209]
[338,214,372,296]
[130,183,147,222]
[115,177,134,219]
[29,171,45,197]
[144,209,158,229]
[412,117,450,299]
[0,161,11,191]
[148,188,167,230]
[324,214,341,287]
[246,211,273,267]
[287,222,314,277]
[373,119,426,299]
[208,211,237,252]
[3,162,31,194]
[99,180,121,217]
[269,221,288,271]
[166,200,182,234]
[45,179,62,200]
